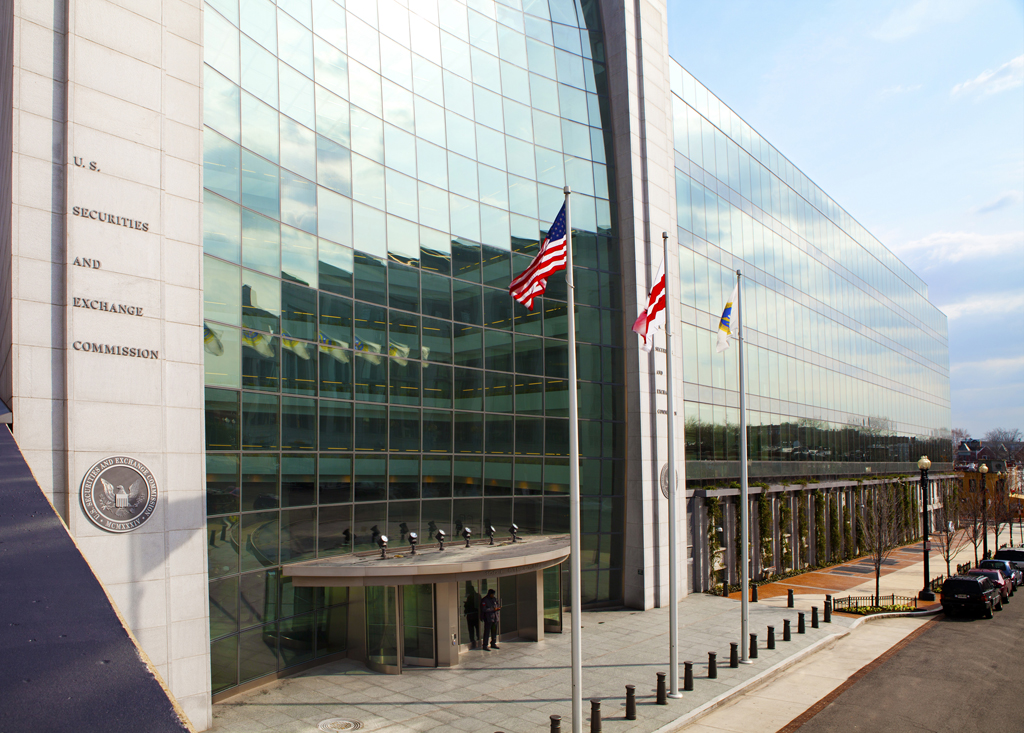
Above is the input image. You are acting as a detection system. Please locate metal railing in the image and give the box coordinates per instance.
[832,594,918,611]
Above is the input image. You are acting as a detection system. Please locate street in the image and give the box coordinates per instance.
[793,601,1024,732]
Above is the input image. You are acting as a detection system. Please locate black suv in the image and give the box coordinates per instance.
[941,575,1001,618]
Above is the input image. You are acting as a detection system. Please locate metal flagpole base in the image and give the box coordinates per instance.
[668,693,683,699]
[739,660,753,665]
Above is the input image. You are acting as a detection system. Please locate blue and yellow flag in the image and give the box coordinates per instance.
[716,284,738,353]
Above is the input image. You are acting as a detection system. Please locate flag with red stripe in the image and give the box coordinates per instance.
[632,259,666,352]
[509,203,568,310]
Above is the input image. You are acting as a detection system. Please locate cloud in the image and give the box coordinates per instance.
[889,230,1023,264]
[951,55,1024,98]
[972,191,1024,215]
[872,0,975,41]
[880,83,922,97]
[951,355,1024,373]
[940,291,1024,321]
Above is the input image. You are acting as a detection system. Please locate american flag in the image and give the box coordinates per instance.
[509,203,568,310]
[632,259,666,352]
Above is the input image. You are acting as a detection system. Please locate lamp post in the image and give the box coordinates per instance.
[917,456,934,601]
[980,464,989,559]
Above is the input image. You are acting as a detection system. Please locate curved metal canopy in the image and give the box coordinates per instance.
[283,534,570,587]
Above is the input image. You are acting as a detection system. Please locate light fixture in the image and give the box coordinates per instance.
[408,531,419,555]
[486,525,496,545]
[510,523,519,543]
[377,534,389,559]
[436,528,446,551]
[462,526,472,548]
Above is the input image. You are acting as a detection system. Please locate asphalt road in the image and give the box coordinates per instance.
[795,597,1024,733]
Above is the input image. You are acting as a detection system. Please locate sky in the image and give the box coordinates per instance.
[667,0,1024,440]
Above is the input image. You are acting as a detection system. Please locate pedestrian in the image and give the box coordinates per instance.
[480,588,501,650]
[464,590,480,648]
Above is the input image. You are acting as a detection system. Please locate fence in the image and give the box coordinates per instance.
[832,594,919,611]
[956,562,972,575]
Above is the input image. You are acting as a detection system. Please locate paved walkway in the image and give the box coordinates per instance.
[212,534,997,733]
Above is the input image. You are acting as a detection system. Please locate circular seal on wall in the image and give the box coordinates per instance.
[80,456,159,533]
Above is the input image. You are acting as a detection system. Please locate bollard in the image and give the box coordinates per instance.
[656,672,667,705]
[749,633,758,660]
[550,715,561,733]
[783,618,791,642]
[683,661,693,691]
[751,585,758,603]
[730,642,739,668]
[767,625,775,650]
[708,651,717,679]
[812,606,819,629]
[625,685,637,720]
[798,612,806,634]
[824,596,832,623]
[590,699,602,733]
[788,588,794,608]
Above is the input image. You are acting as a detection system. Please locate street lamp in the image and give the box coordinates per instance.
[980,464,989,559]
[918,456,934,601]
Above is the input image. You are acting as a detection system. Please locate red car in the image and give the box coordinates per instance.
[968,568,1010,605]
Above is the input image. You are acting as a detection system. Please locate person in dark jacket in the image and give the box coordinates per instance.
[480,588,501,650]
[464,590,481,648]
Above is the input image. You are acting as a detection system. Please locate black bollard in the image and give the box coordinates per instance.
[656,672,667,705]
[684,661,693,691]
[730,642,739,668]
[625,685,637,720]
[749,633,758,660]
[767,625,775,650]
[550,715,561,733]
[824,596,832,623]
[788,588,795,608]
[708,651,718,679]
[812,606,819,629]
[752,585,758,603]
[783,618,791,642]
[798,612,806,634]
[590,699,602,733]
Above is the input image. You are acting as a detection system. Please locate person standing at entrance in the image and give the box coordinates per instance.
[480,589,501,650]
[464,590,480,648]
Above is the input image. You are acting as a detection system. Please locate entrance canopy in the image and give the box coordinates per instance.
[284,534,570,587]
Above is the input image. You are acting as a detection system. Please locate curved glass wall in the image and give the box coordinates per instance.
[202,0,624,693]
[669,61,951,476]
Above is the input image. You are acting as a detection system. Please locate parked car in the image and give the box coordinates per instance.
[979,559,1022,592]
[941,575,1001,618]
[968,568,1010,605]
[993,548,1024,577]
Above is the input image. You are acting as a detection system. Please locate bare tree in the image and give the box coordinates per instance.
[984,428,1022,462]
[933,480,971,576]
[961,479,987,566]
[862,479,905,606]
[991,476,1012,549]
[951,427,971,452]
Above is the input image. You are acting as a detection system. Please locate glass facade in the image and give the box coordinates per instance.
[202,0,625,693]
[669,61,951,477]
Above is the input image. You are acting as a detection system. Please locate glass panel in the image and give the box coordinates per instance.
[318,504,352,557]
[205,387,240,451]
[207,453,240,516]
[241,512,279,571]
[242,393,279,450]
[366,586,399,667]
[208,515,239,578]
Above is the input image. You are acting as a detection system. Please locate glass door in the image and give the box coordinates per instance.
[401,584,435,667]
[366,586,400,674]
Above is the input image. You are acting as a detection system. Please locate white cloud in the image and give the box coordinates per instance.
[872,0,976,41]
[889,230,1023,265]
[951,55,1024,98]
[972,190,1024,215]
[940,291,1024,321]
[951,355,1024,373]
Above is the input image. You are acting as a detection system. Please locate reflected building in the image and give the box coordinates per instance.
[3,0,950,725]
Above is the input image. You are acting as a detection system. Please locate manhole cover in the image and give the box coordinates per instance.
[318,719,363,732]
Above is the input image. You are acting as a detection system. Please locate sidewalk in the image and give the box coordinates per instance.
[211,537,988,733]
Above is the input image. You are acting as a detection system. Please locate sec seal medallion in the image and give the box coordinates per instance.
[80,456,159,532]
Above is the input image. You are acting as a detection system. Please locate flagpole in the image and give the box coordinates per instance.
[737,269,750,664]
[564,186,584,733]
[664,232,681,698]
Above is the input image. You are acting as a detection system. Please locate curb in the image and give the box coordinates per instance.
[651,627,852,733]
[651,610,938,733]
